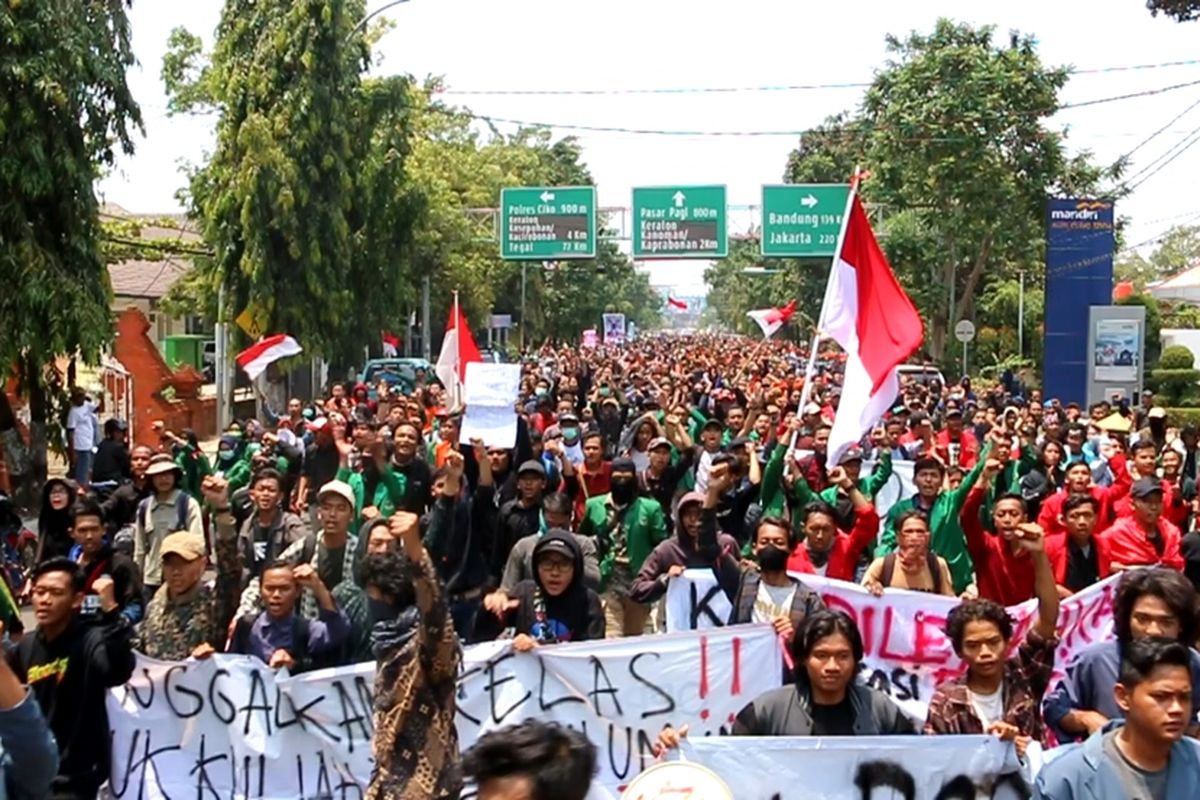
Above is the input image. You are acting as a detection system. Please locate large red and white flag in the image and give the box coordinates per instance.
[821,193,923,466]
[435,295,482,406]
[667,296,688,310]
[746,300,797,338]
[236,334,302,381]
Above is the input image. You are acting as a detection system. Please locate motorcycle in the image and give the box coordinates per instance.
[0,491,37,604]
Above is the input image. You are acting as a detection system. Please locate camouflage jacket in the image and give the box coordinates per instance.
[133,512,242,660]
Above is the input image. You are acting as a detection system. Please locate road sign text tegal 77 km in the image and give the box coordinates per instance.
[632,186,727,259]
[760,184,850,258]
[500,186,597,260]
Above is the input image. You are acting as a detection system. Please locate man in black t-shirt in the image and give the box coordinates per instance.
[297,418,340,521]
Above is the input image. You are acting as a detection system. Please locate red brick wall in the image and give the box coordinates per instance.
[113,307,216,447]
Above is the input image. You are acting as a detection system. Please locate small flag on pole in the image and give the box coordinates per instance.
[746,300,797,338]
[236,335,303,380]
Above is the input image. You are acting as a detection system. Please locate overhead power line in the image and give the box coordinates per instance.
[441,59,1200,97]
[453,79,1200,139]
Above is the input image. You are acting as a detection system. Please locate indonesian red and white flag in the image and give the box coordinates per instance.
[381,331,401,357]
[236,334,302,381]
[667,296,688,310]
[746,300,797,338]
[435,297,482,406]
[821,194,923,466]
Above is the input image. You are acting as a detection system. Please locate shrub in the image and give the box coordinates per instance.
[1158,345,1195,370]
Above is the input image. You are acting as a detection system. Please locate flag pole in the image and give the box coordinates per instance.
[452,290,462,409]
[792,168,864,454]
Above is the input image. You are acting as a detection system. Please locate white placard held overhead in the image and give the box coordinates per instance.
[459,362,522,448]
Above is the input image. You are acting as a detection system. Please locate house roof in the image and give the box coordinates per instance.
[108,258,191,300]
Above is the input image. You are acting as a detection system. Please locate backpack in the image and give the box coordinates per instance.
[138,491,191,535]
[881,551,944,595]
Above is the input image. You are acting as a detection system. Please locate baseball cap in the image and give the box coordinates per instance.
[839,445,865,464]
[317,480,355,508]
[648,436,672,451]
[1131,478,1165,500]
[534,537,576,562]
[803,402,822,416]
[1148,407,1167,420]
[160,532,206,562]
[726,436,750,452]
[558,411,580,424]
[145,454,182,477]
[944,402,963,418]
[518,460,547,478]
[701,417,724,431]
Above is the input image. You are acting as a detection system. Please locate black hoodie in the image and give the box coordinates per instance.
[510,531,604,643]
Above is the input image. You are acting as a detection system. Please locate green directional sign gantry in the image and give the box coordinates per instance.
[631,185,727,259]
[500,186,596,260]
[760,184,850,257]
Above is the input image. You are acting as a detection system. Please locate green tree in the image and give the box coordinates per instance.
[862,20,1113,362]
[0,0,142,493]
[704,239,826,338]
[163,0,418,365]
[1115,224,1200,290]
[1146,0,1200,21]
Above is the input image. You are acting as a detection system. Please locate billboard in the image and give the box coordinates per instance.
[1043,198,1115,403]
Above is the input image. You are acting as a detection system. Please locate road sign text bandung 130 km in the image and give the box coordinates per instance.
[761,184,850,258]
[632,186,727,259]
[500,186,596,260]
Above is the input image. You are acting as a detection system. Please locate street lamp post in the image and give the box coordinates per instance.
[348,0,411,39]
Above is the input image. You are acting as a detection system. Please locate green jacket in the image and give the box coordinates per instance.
[174,442,213,500]
[792,451,894,508]
[577,494,668,590]
[335,465,407,529]
[980,444,1036,522]
[876,443,992,594]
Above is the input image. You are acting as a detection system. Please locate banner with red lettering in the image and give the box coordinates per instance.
[665,570,1118,721]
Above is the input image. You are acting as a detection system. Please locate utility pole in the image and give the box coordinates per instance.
[421,274,431,361]
[215,282,229,430]
[1017,269,1026,359]
[520,262,528,352]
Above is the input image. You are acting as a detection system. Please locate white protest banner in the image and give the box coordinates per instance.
[679,735,1031,800]
[582,328,598,348]
[108,624,781,799]
[458,362,522,448]
[602,313,626,344]
[664,569,1118,721]
[664,567,733,631]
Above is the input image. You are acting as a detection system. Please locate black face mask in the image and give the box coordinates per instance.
[610,477,637,506]
[757,544,789,572]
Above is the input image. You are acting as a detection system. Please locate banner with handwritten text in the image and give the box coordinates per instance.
[107,624,781,799]
[665,569,1118,721]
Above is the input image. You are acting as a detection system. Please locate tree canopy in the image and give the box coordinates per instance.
[1145,0,1200,21]
[757,19,1118,373]
[0,0,141,455]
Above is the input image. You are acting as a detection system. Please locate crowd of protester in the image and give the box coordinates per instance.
[1,332,1199,798]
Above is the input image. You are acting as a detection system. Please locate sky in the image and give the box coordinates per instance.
[98,0,1200,298]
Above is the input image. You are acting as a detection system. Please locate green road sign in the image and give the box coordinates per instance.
[760,184,850,257]
[631,185,727,259]
[500,186,596,260]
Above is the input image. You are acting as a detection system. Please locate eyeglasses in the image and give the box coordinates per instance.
[538,559,573,574]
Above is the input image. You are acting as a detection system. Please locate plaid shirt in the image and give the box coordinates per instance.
[923,628,1058,743]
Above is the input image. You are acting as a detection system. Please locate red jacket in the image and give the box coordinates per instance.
[787,504,879,581]
[1035,453,1131,539]
[961,487,1036,606]
[1098,515,1184,571]
[935,428,978,469]
[1045,532,1112,590]
[1112,477,1176,521]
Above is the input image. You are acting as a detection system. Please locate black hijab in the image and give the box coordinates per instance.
[38,477,77,561]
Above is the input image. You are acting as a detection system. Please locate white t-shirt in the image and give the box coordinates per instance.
[751,581,796,624]
[969,687,1005,729]
[66,401,97,451]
